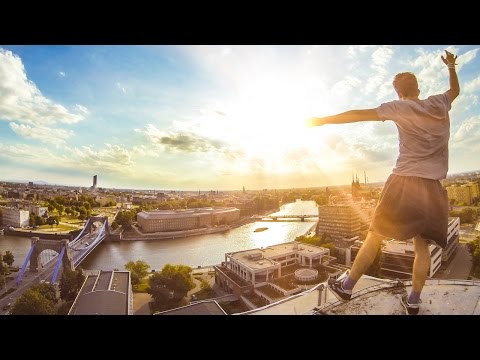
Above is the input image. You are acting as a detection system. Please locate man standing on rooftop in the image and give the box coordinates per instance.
[307,50,460,315]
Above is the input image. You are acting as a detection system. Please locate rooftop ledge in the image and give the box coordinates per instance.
[241,276,480,315]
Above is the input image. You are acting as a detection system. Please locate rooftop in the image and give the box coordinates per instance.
[68,270,131,315]
[155,300,227,315]
[137,207,238,219]
[228,242,329,270]
[241,275,480,315]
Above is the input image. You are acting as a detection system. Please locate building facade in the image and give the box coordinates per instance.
[379,240,442,279]
[215,242,332,298]
[443,217,460,262]
[0,207,30,227]
[317,205,361,240]
[29,205,48,217]
[446,185,473,205]
[137,207,240,233]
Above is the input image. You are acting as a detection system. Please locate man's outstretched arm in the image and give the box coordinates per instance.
[441,50,460,103]
[307,109,380,127]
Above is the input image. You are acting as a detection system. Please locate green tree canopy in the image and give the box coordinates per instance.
[60,268,85,301]
[148,264,194,301]
[3,250,14,267]
[10,288,55,315]
[125,260,150,285]
[31,283,58,304]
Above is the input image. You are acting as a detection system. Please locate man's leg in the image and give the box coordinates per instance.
[341,231,385,291]
[408,235,430,304]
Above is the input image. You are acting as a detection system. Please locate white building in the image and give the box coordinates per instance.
[380,240,442,279]
[1,207,30,227]
[215,242,334,299]
[137,207,240,233]
[443,217,460,262]
[29,205,48,217]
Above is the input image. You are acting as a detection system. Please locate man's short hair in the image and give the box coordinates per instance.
[393,72,419,97]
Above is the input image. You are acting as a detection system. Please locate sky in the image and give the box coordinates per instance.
[0,45,479,191]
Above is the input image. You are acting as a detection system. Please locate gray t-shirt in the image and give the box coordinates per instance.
[375,93,452,180]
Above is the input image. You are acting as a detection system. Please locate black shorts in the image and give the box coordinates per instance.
[369,174,449,248]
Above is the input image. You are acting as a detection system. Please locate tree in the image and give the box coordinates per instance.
[29,214,35,226]
[34,215,45,226]
[468,236,480,268]
[10,288,55,315]
[60,268,85,301]
[3,250,14,267]
[32,283,58,304]
[148,264,195,309]
[125,260,150,285]
[147,274,171,307]
[46,216,57,229]
[111,221,119,230]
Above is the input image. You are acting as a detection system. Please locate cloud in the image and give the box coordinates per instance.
[136,124,225,153]
[0,48,86,126]
[59,71,66,77]
[347,45,376,57]
[116,82,128,94]
[9,122,74,146]
[75,104,90,115]
[464,75,480,93]
[453,116,480,143]
[365,46,394,99]
[409,47,479,97]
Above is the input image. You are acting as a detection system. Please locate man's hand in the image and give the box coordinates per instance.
[441,50,458,66]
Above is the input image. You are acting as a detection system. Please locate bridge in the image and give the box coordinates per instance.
[15,216,110,287]
[252,214,318,222]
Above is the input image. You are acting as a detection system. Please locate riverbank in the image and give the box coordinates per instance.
[2,229,72,240]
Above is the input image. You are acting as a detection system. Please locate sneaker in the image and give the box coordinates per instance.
[401,293,421,315]
[328,274,352,302]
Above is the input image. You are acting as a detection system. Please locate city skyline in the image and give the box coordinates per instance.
[1,45,479,190]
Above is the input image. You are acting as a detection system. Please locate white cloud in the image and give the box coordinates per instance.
[453,116,480,143]
[347,45,376,57]
[116,82,128,94]
[59,71,66,77]
[364,46,394,99]
[0,48,85,126]
[410,47,480,98]
[464,75,480,93]
[9,122,74,146]
[75,104,90,115]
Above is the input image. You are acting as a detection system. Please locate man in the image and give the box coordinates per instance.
[307,50,459,315]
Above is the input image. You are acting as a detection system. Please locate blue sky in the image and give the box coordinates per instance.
[0,45,479,190]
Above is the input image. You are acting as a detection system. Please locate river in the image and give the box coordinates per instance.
[0,200,318,271]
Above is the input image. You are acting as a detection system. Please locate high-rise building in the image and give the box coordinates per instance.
[317,205,361,240]
[93,175,97,188]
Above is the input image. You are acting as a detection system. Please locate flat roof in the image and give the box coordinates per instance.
[156,300,226,315]
[383,240,436,254]
[228,242,329,270]
[138,207,239,220]
[69,271,130,315]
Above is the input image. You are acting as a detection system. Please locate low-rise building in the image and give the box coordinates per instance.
[215,241,333,300]
[0,207,30,227]
[68,270,132,315]
[29,205,48,217]
[137,207,240,233]
[379,240,442,279]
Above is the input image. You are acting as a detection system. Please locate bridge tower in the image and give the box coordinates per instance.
[29,237,74,273]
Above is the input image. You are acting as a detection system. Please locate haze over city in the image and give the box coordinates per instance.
[1,45,479,190]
